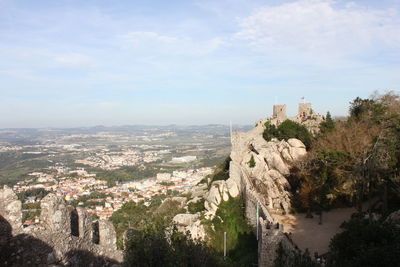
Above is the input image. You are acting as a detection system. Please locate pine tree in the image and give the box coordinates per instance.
[319,111,335,134]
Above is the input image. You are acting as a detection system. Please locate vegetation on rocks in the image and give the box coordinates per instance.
[123,226,228,267]
[188,199,205,213]
[248,155,256,168]
[205,197,258,266]
[204,156,231,186]
[110,193,184,249]
[263,120,313,149]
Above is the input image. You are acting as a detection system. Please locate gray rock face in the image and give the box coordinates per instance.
[226,178,239,198]
[288,138,306,148]
[204,178,240,216]
[0,187,22,234]
[173,213,199,226]
[230,122,307,213]
[202,125,306,217]
[0,187,123,266]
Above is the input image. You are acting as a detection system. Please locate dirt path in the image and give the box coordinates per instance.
[273,207,356,256]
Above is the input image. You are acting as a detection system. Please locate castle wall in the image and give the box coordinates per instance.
[0,187,123,266]
[298,103,312,117]
[273,105,287,121]
[258,217,296,267]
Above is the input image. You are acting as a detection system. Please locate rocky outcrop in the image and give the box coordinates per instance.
[173,213,199,226]
[0,187,122,266]
[205,121,307,215]
[173,120,307,244]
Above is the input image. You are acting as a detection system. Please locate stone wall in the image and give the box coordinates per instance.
[298,103,312,116]
[267,103,325,135]
[0,186,123,266]
[258,217,297,267]
[273,104,287,121]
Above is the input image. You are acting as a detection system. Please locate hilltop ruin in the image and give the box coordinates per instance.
[267,103,325,135]
[0,187,122,266]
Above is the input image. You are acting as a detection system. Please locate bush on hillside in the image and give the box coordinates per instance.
[187,199,205,213]
[263,120,313,149]
[327,215,400,267]
[205,197,258,266]
[273,242,320,267]
[206,156,231,187]
[124,227,228,267]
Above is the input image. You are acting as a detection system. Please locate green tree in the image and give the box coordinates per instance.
[274,243,320,267]
[205,197,258,266]
[124,227,228,267]
[263,120,313,149]
[319,112,335,134]
[206,156,231,186]
[328,216,400,267]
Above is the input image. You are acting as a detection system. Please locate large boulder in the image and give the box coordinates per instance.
[173,214,199,227]
[186,220,206,240]
[205,182,222,207]
[288,138,306,148]
[289,146,307,161]
[226,178,239,198]
[229,161,242,191]
[264,151,289,175]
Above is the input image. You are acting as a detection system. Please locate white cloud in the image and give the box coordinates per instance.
[236,0,400,57]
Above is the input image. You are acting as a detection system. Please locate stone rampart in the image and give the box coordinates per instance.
[258,217,297,267]
[0,186,123,266]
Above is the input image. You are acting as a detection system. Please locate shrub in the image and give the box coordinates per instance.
[248,155,256,168]
[263,120,312,149]
[205,197,257,261]
[328,215,400,267]
[274,242,320,267]
[188,199,205,213]
[263,121,278,141]
[207,156,231,186]
[124,227,228,267]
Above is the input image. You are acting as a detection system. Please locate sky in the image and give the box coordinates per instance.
[0,0,399,127]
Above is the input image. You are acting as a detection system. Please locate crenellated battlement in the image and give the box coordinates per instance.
[0,186,122,266]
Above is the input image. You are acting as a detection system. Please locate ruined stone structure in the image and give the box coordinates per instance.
[272,104,287,121]
[0,187,123,266]
[268,103,325,135]
[298,103,312,117]
[258,217,298,266]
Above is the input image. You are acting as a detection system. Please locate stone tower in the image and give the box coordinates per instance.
[273,105,287,120]
[298,103,312,117]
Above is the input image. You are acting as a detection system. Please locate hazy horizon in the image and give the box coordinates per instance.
[1,0,399,127]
